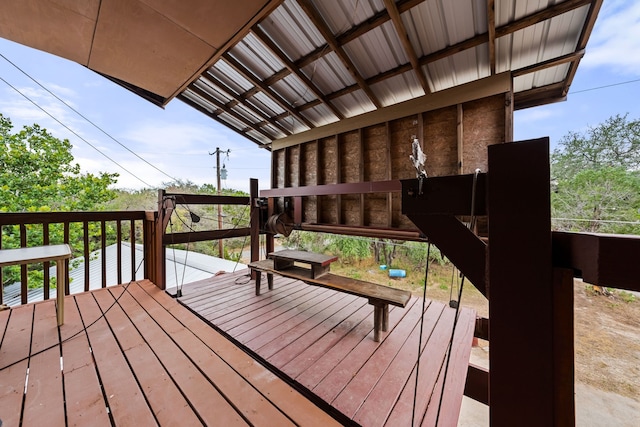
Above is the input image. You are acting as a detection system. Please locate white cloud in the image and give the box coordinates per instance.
[582,0,640,76]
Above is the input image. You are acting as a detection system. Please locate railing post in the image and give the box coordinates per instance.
[250,179,260,280]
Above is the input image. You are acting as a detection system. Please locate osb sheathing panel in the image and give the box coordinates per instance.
[424,106,458,177]
[271,93,507,231]
[363,124,388,182]
[363,194,390,228]
[462,95,505,173]
[390,117,420,180]
[339,131,361,183]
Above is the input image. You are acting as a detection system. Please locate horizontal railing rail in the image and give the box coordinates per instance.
[0,211,154,305]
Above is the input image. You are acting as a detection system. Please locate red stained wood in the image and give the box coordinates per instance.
[1,278,344,427]
[138,280,341,427]
[60,295,111,427]
[178,271,476,426]
[74,291,158,426]
[23,303,65,427]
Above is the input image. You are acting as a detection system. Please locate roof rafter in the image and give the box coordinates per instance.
[296,0,382,109]
[188,84,276,141]
[178,93,268,148]
[291,0,592,112]
[201,72,292,136]
[222,52,315,129]
[251,25,345,120]
[383,0,430,93]
[487,0,496,75]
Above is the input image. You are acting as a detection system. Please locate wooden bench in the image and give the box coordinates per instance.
[249,250,411,342]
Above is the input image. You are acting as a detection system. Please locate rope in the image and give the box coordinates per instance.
[434,168,481,425]
[412,241,432,427]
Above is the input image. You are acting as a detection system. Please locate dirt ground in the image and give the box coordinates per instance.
[333,260,640,421]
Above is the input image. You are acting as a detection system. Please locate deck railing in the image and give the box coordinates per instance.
[1,184,261,304]
[0,211,157,305]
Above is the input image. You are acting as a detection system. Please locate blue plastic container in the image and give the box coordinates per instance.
[379,265,387,270]
[388,269,406,278]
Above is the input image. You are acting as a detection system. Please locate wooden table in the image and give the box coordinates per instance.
[0,244,72,325]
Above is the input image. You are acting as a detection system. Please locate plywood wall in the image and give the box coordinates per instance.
[269,93,508,232]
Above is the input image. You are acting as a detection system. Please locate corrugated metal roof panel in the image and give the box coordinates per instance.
[173,0,603,145]
[343,21,408,79]
[371,70,425,107]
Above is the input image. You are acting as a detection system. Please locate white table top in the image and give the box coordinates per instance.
[0,244,72,267]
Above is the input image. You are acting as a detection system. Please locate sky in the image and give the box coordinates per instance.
[0,0,639,194]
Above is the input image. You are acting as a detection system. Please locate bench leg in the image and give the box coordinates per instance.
[372,302,390,342]
[255,271,262,296]
[267,273,273,290]
[56,259,65,326]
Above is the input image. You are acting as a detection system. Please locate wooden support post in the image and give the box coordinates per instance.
[250,178,260,280]
[553,267,575,426]
[487,138,567,426]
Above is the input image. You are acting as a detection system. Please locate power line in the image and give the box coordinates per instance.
[0,75,155,188]
[0,53,179,183]
[570,77,640,95]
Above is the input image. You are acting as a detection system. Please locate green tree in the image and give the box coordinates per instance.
[551,114,640,234]
[1,114,119,287]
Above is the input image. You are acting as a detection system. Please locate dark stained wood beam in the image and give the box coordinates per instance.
[487,0,496,75]
[512,49,585,77]
[562,0,603,96]
[513,81,566,110]
[552,231,640,292]
[296,0,382,109]
[383,0,430,93]
[202,72,292,136]
[177,93,269,148]
[251,25,345,120]
[222,53,314,129]
[187,84,275,141]
[292,0,591,112]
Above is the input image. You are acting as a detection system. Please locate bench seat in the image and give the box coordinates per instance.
[249,258,411,341]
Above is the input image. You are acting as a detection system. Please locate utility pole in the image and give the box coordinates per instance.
[209,147,230,258]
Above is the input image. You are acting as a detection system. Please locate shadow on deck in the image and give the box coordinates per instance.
[174,270,476,427]
[0,280,339,426]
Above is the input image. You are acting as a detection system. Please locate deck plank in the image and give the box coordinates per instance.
[245,291,356,353]
[263,297,367,365]
[91,286,203,426]
[280,302,373,378]
[75,291,158,426]
[176,271,477,426]
[353,302,452,426]
[23,302,65,427]
[139,280,342,427]
[0,305,33,427]
[124,281,298,427]
[314,296,426,405]
[60,295,111,427]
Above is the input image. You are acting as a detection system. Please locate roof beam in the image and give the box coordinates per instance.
[187,84,276,141]
[222,53,314,129]
[383,0,430,93]
[292,0,591,110]
[562,0,603,96]
[512,49,585,77]
[251,25,345,120]
[487,0,496,75]
[202,72,292,136]
[178,93,268,148]
[296,0,382,109]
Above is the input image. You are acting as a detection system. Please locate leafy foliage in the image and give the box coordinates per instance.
[551,114,640,234]
[1,115,119,287]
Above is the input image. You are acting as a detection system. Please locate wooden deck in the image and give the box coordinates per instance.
[175,270,477,427]
[0,280,341,427]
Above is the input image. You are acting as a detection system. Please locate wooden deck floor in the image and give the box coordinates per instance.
[175,270,476,427]
[0,280,341,427]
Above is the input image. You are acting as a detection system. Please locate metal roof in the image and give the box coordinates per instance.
[0,0,602,148]
[178,0,602,148]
